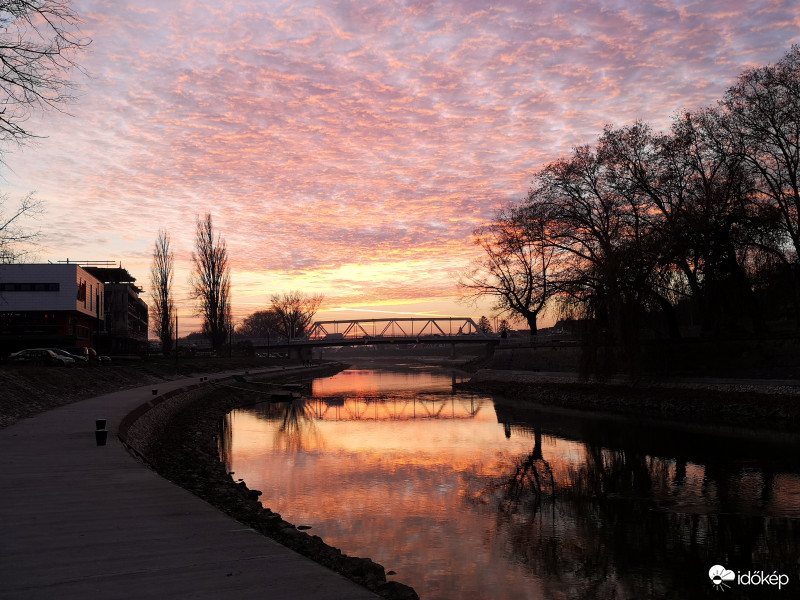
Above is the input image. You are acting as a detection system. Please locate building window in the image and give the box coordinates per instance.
[0,282,60,292]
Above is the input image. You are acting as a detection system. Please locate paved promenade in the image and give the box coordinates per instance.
[0,368,379,600]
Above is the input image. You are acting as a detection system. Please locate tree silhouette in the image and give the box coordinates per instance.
[190,214,231,352]
[0,0,89,148]
[722,45,800,326]
[477,315,492,333]
[149,229,174,354]
[269,290,323,339]
[459,203,557,335]
[0,192,43,263]
[237,309,283,339]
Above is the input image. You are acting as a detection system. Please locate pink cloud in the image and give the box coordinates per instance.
[3,0,798,331]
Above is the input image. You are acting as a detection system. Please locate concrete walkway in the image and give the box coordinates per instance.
[0,368,380,600]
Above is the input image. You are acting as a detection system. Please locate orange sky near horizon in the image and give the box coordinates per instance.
[2,0,798,334]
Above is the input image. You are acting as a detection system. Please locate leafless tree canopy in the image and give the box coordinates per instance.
[149,228,174,354]
[458,203,556,335]
[190,214,231,351]
[459,46,800,373]
[0,191,42,263]
[269,291,324,339]
[0,0,90,146]
[237,309,283,339]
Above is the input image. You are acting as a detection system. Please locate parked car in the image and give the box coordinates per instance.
[8,348,75,367]
[50,348,89,366]
[62,347,98,363]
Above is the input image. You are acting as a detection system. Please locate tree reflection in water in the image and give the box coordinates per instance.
[486,415,800,600]
[220,373,800,600]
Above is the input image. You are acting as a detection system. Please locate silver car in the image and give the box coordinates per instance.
[8,348,75,367]
[50,348,88,366]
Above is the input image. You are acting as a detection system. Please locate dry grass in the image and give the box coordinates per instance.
[0,356,287,430]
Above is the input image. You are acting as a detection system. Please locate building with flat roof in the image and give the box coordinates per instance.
[0,263,105,354]
[83,265,148,354]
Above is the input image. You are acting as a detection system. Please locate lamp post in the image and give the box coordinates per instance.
[174,313,178,370]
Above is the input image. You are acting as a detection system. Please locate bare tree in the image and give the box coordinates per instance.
[0,0,90,147]
[269,291,324,340]
[149,229,174,355]
[458,203,556,336]
[190,214,231,352]
[237,309,282,338]
[722,45,800,325]
[0,192,42,262]
[0,2,88,263]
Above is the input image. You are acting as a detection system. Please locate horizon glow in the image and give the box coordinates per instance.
[2,0,798,333]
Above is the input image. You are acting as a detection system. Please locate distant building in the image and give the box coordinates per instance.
[537,319,585,339]
[0,263,105,354]
[83,265,148,355]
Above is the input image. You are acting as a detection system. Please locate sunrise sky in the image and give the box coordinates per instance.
[2,0,798,334]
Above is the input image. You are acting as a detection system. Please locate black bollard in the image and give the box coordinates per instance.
[95,429,108,446]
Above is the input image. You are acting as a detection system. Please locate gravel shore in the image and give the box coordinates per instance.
[123,365,419,600]
[7,360,798,600]
[0,360,419,600]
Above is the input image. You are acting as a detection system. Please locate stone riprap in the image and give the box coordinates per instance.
[120,365,420,600]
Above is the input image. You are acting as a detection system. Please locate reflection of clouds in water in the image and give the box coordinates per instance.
[223,370,800,600]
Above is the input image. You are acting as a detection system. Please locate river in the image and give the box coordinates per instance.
[219,364,800,599]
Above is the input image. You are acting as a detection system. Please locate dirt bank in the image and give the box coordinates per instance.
[462,369,800,430]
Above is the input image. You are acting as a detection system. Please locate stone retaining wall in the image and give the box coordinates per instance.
[117,366,420,600]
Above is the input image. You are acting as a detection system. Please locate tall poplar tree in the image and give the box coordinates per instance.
[149,229,174,354]
[190,214,231,352]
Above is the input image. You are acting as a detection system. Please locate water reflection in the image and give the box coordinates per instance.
[220,368,800,600]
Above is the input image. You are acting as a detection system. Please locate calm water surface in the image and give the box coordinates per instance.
[220,366,800,599]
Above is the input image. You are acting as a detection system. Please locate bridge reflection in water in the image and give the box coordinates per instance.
[311,368,486,421]
[220,367,800,600]
[260,393,487,422]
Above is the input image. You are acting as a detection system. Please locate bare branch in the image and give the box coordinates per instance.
[0,191,43,263]
[0,0,90,149]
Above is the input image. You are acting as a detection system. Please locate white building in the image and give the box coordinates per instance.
[0,263,105,352]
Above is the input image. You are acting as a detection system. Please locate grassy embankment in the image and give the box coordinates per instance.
[0,356,288,430]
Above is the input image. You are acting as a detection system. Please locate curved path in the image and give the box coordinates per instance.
[0,368,379,600]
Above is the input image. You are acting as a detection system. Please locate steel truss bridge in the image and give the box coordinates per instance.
[305,317,490,345]
[303,395,488,421]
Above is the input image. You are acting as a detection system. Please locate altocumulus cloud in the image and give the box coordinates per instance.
[4,0,799,321]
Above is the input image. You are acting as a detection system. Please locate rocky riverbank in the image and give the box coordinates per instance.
[122,364,420,600]
[462,369,800,430]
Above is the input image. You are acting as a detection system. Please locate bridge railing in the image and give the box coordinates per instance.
[307,317,488,341]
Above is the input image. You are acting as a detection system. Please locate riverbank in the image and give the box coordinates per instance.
[462,369,800,430]
[120,363,419,600]
[0,356,283,430]
[1,359,419,598]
